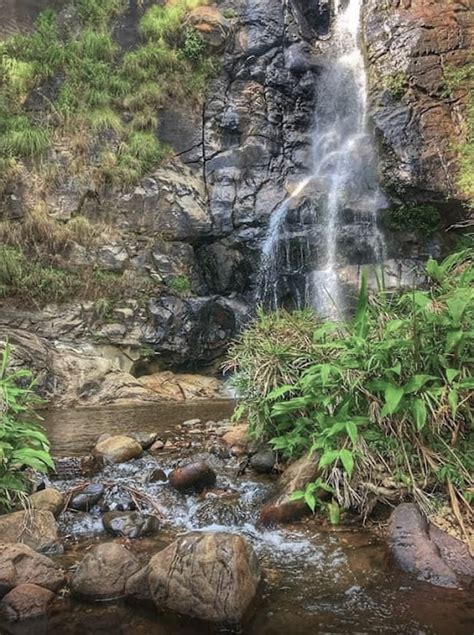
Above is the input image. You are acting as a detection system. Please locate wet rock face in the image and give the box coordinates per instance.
[127,532,261,624]
[71,543,140,600]
[364,0,472,201]
[388,503,464,588]
[0,544,65,597]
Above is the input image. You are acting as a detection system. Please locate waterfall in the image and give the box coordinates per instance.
[259,0,385,316]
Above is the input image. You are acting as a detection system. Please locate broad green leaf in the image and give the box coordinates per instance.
[411,398,427,432]
[339,448,355,476]
[403,374,436,394]
[346,421,358,445]
[266,384,294,400]
[304,490,317,512]
[448,389,458,417]
[426,258,442,282]
[383,384,404,414]
[445,368,460,384]
[319,450,340,469]
[327,501,341,525]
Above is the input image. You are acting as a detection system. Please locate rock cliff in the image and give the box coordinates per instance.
[0,0,471,401]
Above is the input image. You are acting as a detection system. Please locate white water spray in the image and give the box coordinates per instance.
[259,0,385,315]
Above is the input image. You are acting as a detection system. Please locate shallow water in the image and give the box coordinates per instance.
[40,400,236,456]
[3,404,474,634]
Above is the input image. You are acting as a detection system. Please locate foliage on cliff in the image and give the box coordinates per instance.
[228,251,474,530]
[0,0,217,188]
[0,342,53,511]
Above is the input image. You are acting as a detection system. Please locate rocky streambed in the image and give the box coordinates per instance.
[0,404,473,634]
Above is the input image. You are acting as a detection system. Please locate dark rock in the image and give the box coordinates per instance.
[126,532,260,623]
[53,455,101,479]
[388,503,459,588]
[0,584,56,622]
[71,543,140,600]
[250,450,276,474]
[0,544,65,598]
[143,467,167,483]
[129,431,158,450]
[169,461,217,493]
[69,484,104,512]
[102,512,160,539]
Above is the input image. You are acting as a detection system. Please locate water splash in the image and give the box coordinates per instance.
[259,0,385,316]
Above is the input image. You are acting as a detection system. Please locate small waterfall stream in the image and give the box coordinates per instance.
[259,0,385,316]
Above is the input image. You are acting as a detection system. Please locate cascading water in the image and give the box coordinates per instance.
[259,0,385,316]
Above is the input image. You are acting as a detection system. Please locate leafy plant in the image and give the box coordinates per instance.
[0,342,54,512]
[168,274,192,295]
[383,71,408,99]
[383,203,441,235]
[229,250,474,530]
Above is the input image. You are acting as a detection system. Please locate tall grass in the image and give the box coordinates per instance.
[228,251,474,531]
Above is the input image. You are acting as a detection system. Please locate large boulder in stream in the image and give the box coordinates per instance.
[0,511,60,554]
[0,583,56,622]
[387,503,472,588]
[259,454,320,526]
[126,532,260,624]
[93,435,142,464]
[71,543,140,600]
[0,544,65,597]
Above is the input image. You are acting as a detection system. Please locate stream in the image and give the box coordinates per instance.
[1,403,472,634]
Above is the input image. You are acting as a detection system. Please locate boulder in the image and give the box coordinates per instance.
[0,544,65,598]
[69,484,105,512]
[168,461,217,493]
[250,449,276,474]
[29,489,64,517]
[127,532,260,623]
[259,454,319,526]
[71,543,140,600]
[0,583,56,622]
[93,435,142,464]
[185,7,232,51]
[0,511,60,554]
[102,512,160,539]
[388,503,459,588]
[140,371,222,401]
[428,523,474,579]
[222,424,250,452]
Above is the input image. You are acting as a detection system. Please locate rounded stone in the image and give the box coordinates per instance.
[71,543,140,600]
[102,512,160,539]
[94,435,142,464]
[168,461,217,493]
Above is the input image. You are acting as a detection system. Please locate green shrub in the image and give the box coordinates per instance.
[74,0,126,26]
[383,71,408,98]
[168,275,192,295]
[384,203,441,235]
[0,342,54,512]
[1,116,49,158]
[181,27,207,62]
[228,250,474,524]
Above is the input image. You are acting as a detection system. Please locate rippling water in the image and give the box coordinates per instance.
[15,405,472,634]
